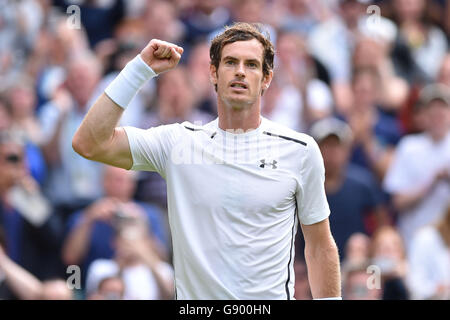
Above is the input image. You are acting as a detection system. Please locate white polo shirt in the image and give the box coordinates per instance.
[124,116,330,299]
[383,132,450,253]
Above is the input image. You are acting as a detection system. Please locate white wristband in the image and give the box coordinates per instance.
[313,297,342,300]
[104,54,157,109]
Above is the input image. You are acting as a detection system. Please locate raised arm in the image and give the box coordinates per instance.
[302,218,341,299]
[72,40,183,169]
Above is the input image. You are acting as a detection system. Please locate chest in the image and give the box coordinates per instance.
[167,136,302,213]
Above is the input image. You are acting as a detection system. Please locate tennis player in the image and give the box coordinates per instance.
[72,22,341,300]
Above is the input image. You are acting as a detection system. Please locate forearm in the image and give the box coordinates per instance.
[305,239,341,299]
[0,255,43,300]
[72,53,160,169]
[393,183,434,212]
[41,111,66,166]
[62,216,95,265]
[362,139,393,180]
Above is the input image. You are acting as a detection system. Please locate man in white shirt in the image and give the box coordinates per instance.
[72,22,341,300]
[383,84,450,253]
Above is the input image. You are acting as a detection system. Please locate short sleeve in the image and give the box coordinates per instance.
[296,138,331,225]
[123,124,182,176]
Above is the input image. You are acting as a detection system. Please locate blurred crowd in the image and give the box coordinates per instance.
[0,0,449,300]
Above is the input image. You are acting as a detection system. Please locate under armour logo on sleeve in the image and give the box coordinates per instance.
[260,159,277,169]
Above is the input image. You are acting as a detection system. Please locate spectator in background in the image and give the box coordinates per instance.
[180,0,231,49]
[0,92,46,186]
[347,66,403,181]
[53,0,125,48]
[262,31,333,132]
[186,41,217,116]
[383,84,450,253]
[408,206,450,299]
[143,66,214,128]
[310,117,389,260]
[308,0,398,114]
[278,0,327,35]
[86,218,174,300]
[88,275,125,300]
[29,16,90,108]
[3,74,44,146]
[62,166,168,290]
[390,0,448,83]
[343,232,371,267]
[38,52,104,214]
[142,0,186,47]
[352,37,410,113]
[0,238,71,300]
[342,260,381,300]
[0,130,63,281]
[370,226,410,299]
[0,0,47,82]
[227,0,278,45]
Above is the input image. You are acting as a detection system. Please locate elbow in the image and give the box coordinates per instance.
[72,133,96,160]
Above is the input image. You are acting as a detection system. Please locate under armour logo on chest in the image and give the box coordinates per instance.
[260,159,277,169]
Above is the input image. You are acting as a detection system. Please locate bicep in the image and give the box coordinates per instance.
[93,127,133,170]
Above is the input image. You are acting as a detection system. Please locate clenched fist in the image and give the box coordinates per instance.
[140,39,184,74]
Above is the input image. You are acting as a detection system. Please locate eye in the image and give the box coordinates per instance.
[225,60,235,65]
[247,62,257,68]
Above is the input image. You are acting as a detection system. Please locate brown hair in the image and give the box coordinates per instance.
[436,206,450,248]
[209,22,274,87]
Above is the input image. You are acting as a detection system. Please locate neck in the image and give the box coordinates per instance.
[429,130,448,143]
[217,97,262,132]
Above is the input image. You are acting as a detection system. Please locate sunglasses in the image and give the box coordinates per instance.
[4,154,23,164]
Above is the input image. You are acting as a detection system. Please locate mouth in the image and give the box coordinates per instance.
[229,81,248,91]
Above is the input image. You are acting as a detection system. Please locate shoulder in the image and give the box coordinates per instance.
[180,118,217,137]
[263,118,313,149]
[396,133,428,154]
[263,119,322,174]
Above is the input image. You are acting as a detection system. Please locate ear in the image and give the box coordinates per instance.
[210,64,218,87]
[262,70,273,91]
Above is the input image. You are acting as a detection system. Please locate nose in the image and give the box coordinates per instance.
[235,62,245,78]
